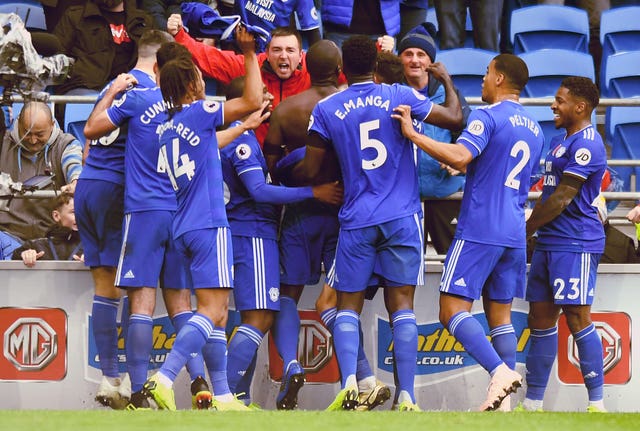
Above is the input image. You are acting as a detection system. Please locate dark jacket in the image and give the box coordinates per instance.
[53,0,151,93]
[12,225,83,261]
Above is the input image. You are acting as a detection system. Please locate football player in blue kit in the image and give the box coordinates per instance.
[298,35,463,411]
[84,32,217,410]
[394,53,544,411]
[141,25,263,411]
[221,76,343,408]
[520,77,607,413]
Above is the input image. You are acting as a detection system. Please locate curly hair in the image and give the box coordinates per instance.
[561,76,600,110]
[342,35,377,76]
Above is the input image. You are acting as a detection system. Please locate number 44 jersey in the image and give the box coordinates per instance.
[454,100,544,248]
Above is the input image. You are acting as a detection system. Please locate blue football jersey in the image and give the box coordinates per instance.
[309,81,433,229]
[221,121,280,239]
[454,100,544,248]
[105,70,175,213]
[239,0,319,33]
[535,125,607,253]
[158,100,227,239]
[80,73,140,185]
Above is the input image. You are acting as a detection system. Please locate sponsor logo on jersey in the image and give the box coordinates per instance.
[268,310,339,383]
[574,148,592,166]
[377,311,530,375]
[0,307,67,381]
[558,312,631,385]
[467,119,484,136]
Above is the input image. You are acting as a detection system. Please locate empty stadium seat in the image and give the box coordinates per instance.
[0,1,46,31]
[437,48,495,97]
[518,49,595,98]
[510,5,589,54]
[607,106,640,191]
[599,6,640,88]
[63,103,94,134]
[603,51,640,98]
[66,120,87,146]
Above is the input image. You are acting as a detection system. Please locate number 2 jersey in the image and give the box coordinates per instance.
[308,81,433,229]
[454,100,544,248]
[535,125,607,253]
[158,100,227,239]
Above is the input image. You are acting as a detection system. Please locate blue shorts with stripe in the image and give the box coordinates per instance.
[115,211,188,289]
[232,235,280,311]
[175,227,233,289]
[330,213,424,293]
[440,239,526,302]
[526,249,601,305]
[279,204,339,286]
[74,179,124,268]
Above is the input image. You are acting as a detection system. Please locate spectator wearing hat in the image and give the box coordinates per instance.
[398,22,470,255]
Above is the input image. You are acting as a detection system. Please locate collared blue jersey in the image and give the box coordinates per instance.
[239,0,320,33]
[158,100,227,239]
[454,100,544,248]
[309,81,433,229]
[80,70,152,185]
[221,121,280,239]
[535,125,607,252]
[105,71,175,213]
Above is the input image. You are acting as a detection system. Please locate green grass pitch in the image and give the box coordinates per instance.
[1,410,639,431]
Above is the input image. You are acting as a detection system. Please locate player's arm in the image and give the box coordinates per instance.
[84,74,136,140]
[393,104,472,171]
[424,62,464,130]
[526,173,583,238]
[223,26,263,125]
[263,107,286,180]
[239,169,342,205]
[627,204,640,224]
[294,131,327,181]
[217,101,271,149]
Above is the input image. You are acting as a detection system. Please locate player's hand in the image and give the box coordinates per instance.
[73,254,84,262]
[167,14,183,36]
[440,162,461,176]
[60,179,77,194]
[392,105,417,139]
[427,62,452,84]
[242,100,271,131]
[236,25,256,55]
[21,249,44,267]
[312,181,343,206]
[626,205,640,223]
[111,73,138,94]
[377,35,395,52]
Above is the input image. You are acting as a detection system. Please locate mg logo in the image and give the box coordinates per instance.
[567,321,621,373]
[0,308,67,381]
[298,319,332,373]
[4,317,58,371]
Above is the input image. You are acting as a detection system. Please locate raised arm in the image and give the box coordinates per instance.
[424,62,464,130]
[84,73,137,140]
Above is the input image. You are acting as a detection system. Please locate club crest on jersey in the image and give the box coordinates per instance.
[552,145,566,158]
[235,143,252,160]
[308,114,315,130]
[467,119,484,135]
[574,148,591,166]
[311,7,318,19]
[203,101,221,113]
[269,287,279,302]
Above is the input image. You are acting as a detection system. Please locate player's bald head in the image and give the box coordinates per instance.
[306,40,342,82]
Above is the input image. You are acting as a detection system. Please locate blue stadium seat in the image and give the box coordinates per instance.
[0,1,46,31]
[608,106,640,191]
[510,5,589,54]
[599,6,640,89]
[518,49,595,97]
[603,51,640,98]
[437,48,495,97]
[63,103,94,134]
[66,120,87,146]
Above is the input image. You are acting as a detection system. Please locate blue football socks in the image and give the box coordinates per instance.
[273,296,300,367]
[490,323,517,369]
[92,295,120,378]
[333,309,360,388]
[448,311,502,374]
[171,311,206,381]
[574,324,604,402]
[391,310,418,402]
[126,313,153,392]
[227,324,264,394]
[525,326,558,401]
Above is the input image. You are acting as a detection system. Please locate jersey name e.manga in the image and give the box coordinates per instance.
[106,72,175,213]
[158,100,227,239]
[454,100,544,248]
[80,70,151,185]
[221,121,281,240]
[239,0,319,33]
[535,126,607,253]
[309,81,433,229]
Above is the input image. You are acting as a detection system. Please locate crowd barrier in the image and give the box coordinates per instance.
[1,261,639,412]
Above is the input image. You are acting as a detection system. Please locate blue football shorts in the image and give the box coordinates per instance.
[440,239,526,302]
[74,178,124,267]
[232,235,280,311]
[526,249,601,305]
[331,213,424,293]
[175,227,234,289]
[278,204,339,286]
[115,211,188,289]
